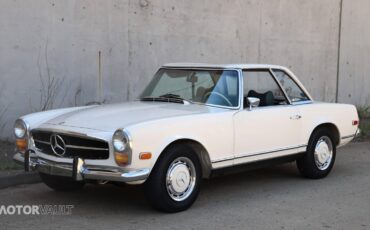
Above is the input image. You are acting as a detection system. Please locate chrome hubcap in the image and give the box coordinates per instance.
[314,136,333,170]
[166,157,196,202]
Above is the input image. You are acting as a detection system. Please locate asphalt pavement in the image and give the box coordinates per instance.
[0,142,369,230]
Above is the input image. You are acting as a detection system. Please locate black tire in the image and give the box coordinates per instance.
[297,128,336,179]
[39,173,85,191]
[144,144,202,213]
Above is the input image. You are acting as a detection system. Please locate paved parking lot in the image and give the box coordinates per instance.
[0,142,369,230]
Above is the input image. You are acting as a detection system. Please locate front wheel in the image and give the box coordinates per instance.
[144,145,202,213]
[297,128,336,179]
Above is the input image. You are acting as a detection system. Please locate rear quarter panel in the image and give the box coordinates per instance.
[298,102,358,147]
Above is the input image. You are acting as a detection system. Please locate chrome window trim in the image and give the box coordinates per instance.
[270,68,313,104]
[240,68,292,107]
[237,68,244,110]
[268,68,292,105]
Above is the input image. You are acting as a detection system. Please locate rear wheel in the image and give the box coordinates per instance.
[297,128,336,179]
[144,144,202,213]
[39,173,85,191]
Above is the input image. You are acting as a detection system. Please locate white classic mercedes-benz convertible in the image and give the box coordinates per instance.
[13,63,359,212]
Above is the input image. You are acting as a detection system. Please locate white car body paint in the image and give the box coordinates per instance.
[16,63,359,183]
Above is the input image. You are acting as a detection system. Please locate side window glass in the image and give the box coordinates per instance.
[272,69,309,102]
[243,70,288,108]
[225,74,238,97]
[205,70,239,107]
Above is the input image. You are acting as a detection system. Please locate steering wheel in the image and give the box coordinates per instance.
[204,91,233,106]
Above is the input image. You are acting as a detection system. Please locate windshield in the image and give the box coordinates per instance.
[140,68,240,107]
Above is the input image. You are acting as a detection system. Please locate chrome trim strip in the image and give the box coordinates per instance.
[34,140,109,151]
[234,145,307,160]
[65,145,109,151]
[34,140,50,145]
[232,151,304,168]
[212,145,307,164]
[341,134,356,140]
[212,156,234,164]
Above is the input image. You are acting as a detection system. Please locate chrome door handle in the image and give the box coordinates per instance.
[290,115,302,120]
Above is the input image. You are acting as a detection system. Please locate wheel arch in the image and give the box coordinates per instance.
[309,123,340,146]
[154,139,212,179]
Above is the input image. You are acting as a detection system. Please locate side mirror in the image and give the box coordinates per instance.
[247,97,260,110]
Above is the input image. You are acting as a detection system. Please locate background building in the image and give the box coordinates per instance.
[0,0,369,139]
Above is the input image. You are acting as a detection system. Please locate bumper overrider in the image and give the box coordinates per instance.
[355,128,361,138]
[13,150,150,183]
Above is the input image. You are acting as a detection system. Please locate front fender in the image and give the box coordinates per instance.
[125,111,234,172]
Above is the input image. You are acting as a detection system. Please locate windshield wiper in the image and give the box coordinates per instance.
[140,94,192,104]
[159,93,181,98]
[159,94,192,104]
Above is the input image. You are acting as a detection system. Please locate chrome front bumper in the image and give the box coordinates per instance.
[13,151,150,184]
[355,128,361,137]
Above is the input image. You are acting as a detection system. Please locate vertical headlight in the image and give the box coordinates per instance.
[14,119,29,152]
[14,119,27,139]
[113,130,129,152]
[112,129,132,166]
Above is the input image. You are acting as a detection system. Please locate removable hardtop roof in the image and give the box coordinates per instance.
[162,63,287,70]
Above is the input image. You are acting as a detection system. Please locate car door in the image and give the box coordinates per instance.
[271,68,313,145]
[233,69,304,165]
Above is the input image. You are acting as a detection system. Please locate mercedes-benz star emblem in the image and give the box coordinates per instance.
[50,134,66,157]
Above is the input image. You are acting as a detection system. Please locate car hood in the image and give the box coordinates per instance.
[44,101,217,132]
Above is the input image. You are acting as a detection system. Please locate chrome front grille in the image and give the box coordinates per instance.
[31,130,109,160]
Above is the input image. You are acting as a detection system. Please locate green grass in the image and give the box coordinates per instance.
[0,161,22,171]
[357,106,370,141]
[0,140,22,171]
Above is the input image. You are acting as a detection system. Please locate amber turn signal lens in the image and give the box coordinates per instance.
[114,152,129,166]
[16,139,27,152]
[139,152,152,160]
